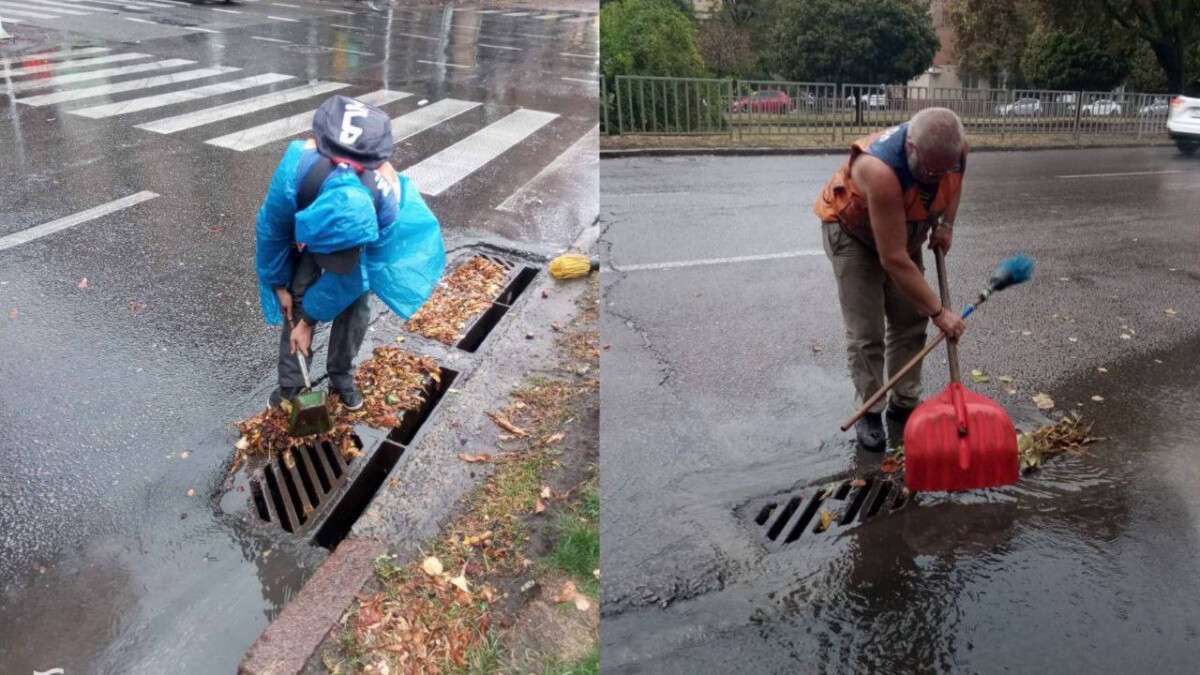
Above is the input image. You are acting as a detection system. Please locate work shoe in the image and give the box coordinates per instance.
[334,385,364,411]
[855,413,886,451]
[269,386,303,409]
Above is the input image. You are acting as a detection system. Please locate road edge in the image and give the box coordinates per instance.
[599,141,1175,159]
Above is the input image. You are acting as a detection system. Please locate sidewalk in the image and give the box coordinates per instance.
[600,131,1173,157]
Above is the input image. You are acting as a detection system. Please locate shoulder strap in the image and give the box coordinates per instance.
[296,151,385,216]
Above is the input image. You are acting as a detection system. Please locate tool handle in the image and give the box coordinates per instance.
[934,248,962,385]
[297,352,312,390]
[840,331,947,431]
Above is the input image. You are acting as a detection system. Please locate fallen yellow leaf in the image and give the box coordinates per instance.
[574,594,592,611]
[421,556,443,577]
[552,581,578,604]
[458,452,492,463]
[540,485,552,499]
[235,436,250,451]
[449,567,470,594]
[1032,393,1055,410]
[535,498,546,514]
[818,510,834,531]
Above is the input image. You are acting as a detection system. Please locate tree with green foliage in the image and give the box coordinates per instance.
[945,0,1038,88]
[600,0,706,80]
[600,0,711,134]
[697,17,757,77]
[768,0,938,84]
[1095,0,1200,93]
[1021,27,1133,91]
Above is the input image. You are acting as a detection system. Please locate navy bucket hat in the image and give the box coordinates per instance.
[311,94,394,169]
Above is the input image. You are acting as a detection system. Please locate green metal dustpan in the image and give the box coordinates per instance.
[288,351,333,437]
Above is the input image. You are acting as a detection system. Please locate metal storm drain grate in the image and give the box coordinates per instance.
[248,367,459,548]
[456,253,539,353]
[748,478,913,547]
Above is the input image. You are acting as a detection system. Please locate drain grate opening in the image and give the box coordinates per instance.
[314,440,405,549]
[388,368,458,446]
[251,479,270,521]
[262,465,296,532]
[496,266,539,306]
[748,477,913,547]
[307,444,333,493]
[755,503,776,526]
[292,448,321,506]
[785,491,826,542]
[765,497,801,541]
[457,303,509,353]
[452,253,539,353]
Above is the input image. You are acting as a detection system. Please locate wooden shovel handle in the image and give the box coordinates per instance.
[934,248,962,385]
[840,331,946,431]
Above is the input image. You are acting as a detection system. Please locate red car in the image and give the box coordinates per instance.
[730,89,793,113]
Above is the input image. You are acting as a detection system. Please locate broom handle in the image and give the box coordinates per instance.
[840,332,946,431]
[934,248,962,384]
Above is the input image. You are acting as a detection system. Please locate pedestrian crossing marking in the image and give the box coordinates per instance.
[124,16,220,32]
[16,64,234,104]
[251,36,289,43]
[266,15,297,22]
[0,190,159,252]
[0,5,62,19]
[1,52,151,78]
[69,72,294,118]
[402,108,559,196]
[205,89,411,151]
[0,46,110,67]
[135,80,349,134]
[417,60,473,69]
[4,59,199,96]
[18,0,97,15]
[390,98,480,143]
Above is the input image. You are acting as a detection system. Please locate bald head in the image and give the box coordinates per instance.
[907,107,964,182]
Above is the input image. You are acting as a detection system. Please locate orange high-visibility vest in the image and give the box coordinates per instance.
[813,124,965,252]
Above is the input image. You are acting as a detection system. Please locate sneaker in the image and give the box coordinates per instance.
[269,387,303,409]
[855,413,886,451]
[334,386,364,411]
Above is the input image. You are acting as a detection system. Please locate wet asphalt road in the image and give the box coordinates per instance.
[600,147,1200,672]
[0,3,596,672]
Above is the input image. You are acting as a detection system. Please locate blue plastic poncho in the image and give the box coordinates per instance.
[255,141,446,325]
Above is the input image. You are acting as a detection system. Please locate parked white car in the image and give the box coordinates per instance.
[995,98,1041,116]
[1081,99,1122,116]
[1167,95,1200,155]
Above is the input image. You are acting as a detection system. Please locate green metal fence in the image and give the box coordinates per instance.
[603,76,1173,142]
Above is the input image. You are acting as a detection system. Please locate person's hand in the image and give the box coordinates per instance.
[932,307,966,340]
[929,223,953,253]
[274,287,293,324]
[290,319,313,357]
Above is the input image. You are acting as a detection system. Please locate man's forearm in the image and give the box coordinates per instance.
[881,256,941,317]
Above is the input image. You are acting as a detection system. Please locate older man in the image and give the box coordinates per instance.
[814,107,968,450]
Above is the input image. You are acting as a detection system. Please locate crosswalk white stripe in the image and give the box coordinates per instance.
[324,8,352,14]
[560,77,597,85]
[70,72,293,118]
[475,9,501,13]
[211,6,240,12]
[18,0,97,14]
[390,98,480,143]
[0,16,23,22]
[270,1,299,6]
[266,15,297,21]
[534,13,562,19]
[0,6,60,18]
[417,60,472,69]
[2,52,150,78]
[395,31,437,41]
[502,11,530,16]
[124,16,220,32]
[205,89,411,151]
[478,43,521,51]
[251,35,289,43]
[328,46,372,56]
[74,0,172,8]
[1,58,196,95]
[136,80,348,134]
[559,52,596,59]
[0,46,110,67]
[16,64,230,104]
[403,108,558,196]
[0,191,159,252]
[497,124,596,213]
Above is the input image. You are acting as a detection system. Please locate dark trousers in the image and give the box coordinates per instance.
[277,253,370,392]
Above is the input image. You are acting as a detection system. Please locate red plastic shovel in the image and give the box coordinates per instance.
[841,249,1031,492]
[903,250,1019,491]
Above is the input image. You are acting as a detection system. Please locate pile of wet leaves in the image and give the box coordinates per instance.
[1018,413,1102,472]
[230,347,439,472]
[405,256,507,345]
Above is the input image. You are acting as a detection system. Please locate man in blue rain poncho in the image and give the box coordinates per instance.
[255,94,445,410]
